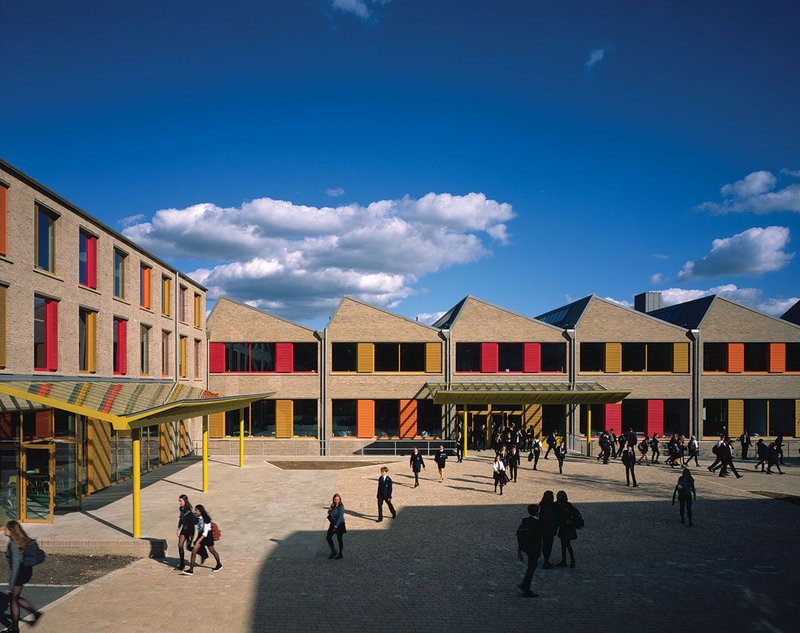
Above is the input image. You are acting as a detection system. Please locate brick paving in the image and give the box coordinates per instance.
[25,452,799,633]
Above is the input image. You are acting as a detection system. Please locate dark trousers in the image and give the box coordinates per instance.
[651,447,660,463]
[615,443,625,457]
[377,497,396,520]
[559,536,574,564]
[687,451,699,467]
[412,468,421,485]
[542,532,555,565]
[508,463,517,482]
[326,526,343,553]
[767,458,783,474]
[625,464,637,486]
[741,444,750,460]
[678,495,693,524]
[456,444,463,462]
[533,450,540,470]
[557,456,564,474]
[520,549,541,592]
[720,459,740,477]
[544,444,554,459]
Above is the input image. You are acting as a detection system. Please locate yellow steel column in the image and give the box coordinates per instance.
[202,415,209,493]
[239,408,245,468]
[462,407,468,458]
[132,428,141,539]
[586,407,592,457]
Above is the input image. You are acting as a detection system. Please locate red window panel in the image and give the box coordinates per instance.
[604,403,621,433]
[45,300,58,371]
[0,185,8,256]
[481,342,498,373]
[86,235,97,289]
[35,411,51,438]
[0,413,15,440]
[646,399,664,437]
[209,342,226,373]
[769,343,785,373]
[275,343,294,373]
[727,343,744,373]
[523,343,541,373]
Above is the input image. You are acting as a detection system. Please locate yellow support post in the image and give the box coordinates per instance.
[202,415,209,493]
[462,410,468,458]
[132,428,141,539]
[586,408,592,457]
[239,408,245,468]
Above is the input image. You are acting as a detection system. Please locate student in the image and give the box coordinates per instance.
[766,441,784,475]
[544,431,557,459]
[508,445,520,482]
[754,439,768,472]
[183,504,221,575]
[718,437,742,479]
[531,435,542,470]
[555,490,580,568]
[326,494,346,559]
[672,468,696,526]
[455,429,464,463]
[175,494,196,571]
[409,447,425,487]
[649,433,660,464]
[622,446,638,487]
[739,430,752,460]
[434,445,448,482]
[516,504,543,598]
[492,454,507,495]
[637,436,649,464]
[4,521,42,632]
[555,441,567,474]
[686,435,699,467]
[376,467,396,522]
[538,491,557,569]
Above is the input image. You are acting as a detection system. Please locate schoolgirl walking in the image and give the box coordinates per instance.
[182,504,222,575]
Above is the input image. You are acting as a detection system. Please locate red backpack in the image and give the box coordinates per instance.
[210,521,221,542]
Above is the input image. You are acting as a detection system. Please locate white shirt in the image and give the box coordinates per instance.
[492,461,506,473]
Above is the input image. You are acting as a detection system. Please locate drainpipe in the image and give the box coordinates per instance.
[564,328,577,451]
[316,329,326,456]
[440,328,451,437]
[688,329,701,439]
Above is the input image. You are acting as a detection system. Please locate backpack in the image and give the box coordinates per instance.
[516,520,537,553]
[22,540,46,566]
[210,522,221,542]
[711,444,719,455]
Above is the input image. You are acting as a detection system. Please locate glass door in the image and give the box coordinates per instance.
[21,444,54,523]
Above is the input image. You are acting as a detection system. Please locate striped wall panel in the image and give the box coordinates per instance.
[160,423,175,464]
[209,343,226,373]
[425,342,442,373]
[604,343,621,373]
[209,412,225,438]
[604,403,622,433]
[523,343,541,373]
[673,342,689,374]
[727,399,744,437]
[179,421,190,457]
[728,343,744,373]
[523,404,543,437]
[646,400,664,437]
[87,418,111,494]
[481,342,498,373]
[357,399,375,438]
[769,343,785,373]
[399,399,417,438]
[275,343,294,373]
[357,343,374,373]
[275,400,293,438]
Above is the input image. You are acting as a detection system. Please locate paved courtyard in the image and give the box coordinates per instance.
[24,451,799,633]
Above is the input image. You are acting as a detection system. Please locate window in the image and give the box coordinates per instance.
[332,343,357,372]
[161,276,171,316]
[400,343,425,372]
[647,343,673,372]
[179,285,187,323]
[744,343,769,372]
[78,231,97,288]
[540,343,566,372]
[0,183,7,256]
[580,343,604,372]
[194,339,201,378]
[787,343,800,372]
[161,331,171,375]
[249,400,275,436]
[703,399,727,436]
[374,343,399,371]
[621,343,646,372]
[226,406,254,437]
[418,399,442,438]
[111,249,125,298]
[250,343,275,372]
[34,295,58,371]
[179,335,187,378]
[375,400,399,437]
[769,399,795,436]
[703,343,727,372]
[332,400,357,437]
[140,264,152,309]
[225,343,249,372]
[78,308,97,372]
[455,343,481,372]
[193,294,202,327]
[293,343,318,372]
[0,285,7,369]
[293,400,318,437]
[664,400,690,437]
[35,206,56,272]
[497,343,522,372]
[113,318,127,375]
[140,325,151,375]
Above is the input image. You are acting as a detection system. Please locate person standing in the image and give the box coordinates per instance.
[325,494,346,559]
[531,435,542,470]
[775,434,785,465]
[434,445,448,482]
[492,454,507,495]
[766,441,784,475]
[175,494,196,571]
[544,430,556,459]
[516,504,543,598]
[376,467,396,522]
[555,490,580,568]
[4,521,42,632]
[622,446,638,487]
[455,429,464,463]
[555,440,567,475]
[508,445,520,482]
[538,491,557,569]
[649,433,660,464]
[672,468,696,527]
[183,504,222,575]
[409,447,425,487]
[739,430,752,460]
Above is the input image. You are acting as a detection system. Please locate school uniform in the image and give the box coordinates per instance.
[376,475,396,521]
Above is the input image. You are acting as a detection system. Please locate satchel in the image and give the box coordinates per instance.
[527,452,534,462]
[503,472,510,484]
[22,540,46,566]
[338,523,347,535]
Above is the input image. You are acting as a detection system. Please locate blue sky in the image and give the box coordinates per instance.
[2,0,799,327]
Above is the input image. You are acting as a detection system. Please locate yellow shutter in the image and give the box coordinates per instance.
[673,342,689,373]
[728,399,744,437]
[275,400,293,438]
[605,343,621,373]
[162,277,171,316]
[209,412,225,438]
[795,401,800,438]
[194,294,201,327]
[179,420,190,456]
[425,342,442,373]
[179,337,187,378]
[357,342,374,373]
[0,285,6,368]
[523,404,543,437]
[87,419,112,494]
[159,423,174,464]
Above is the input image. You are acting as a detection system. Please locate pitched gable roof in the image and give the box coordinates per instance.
[648,295,715,329]
[782,300,800,326]
[432,296,468,329]
[535,296,592,329]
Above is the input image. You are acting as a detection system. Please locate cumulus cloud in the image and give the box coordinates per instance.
[119,213,146,228]
[659,284,799,317]
[603,296,632,308]
[331,0,390,20]
[415,311,446,325]
[585,48,606,70]
[698,169,800,214]
[676,226,793,281]
[123,192,515,321]
[326,187,345,198]
[650,273,664,285]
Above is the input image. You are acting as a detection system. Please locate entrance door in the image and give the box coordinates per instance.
[21,444,54,522]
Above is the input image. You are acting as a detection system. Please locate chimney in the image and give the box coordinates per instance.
[634,291,663,314]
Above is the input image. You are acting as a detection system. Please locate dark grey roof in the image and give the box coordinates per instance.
[535,296,592,329]
[432,296,468,329]
[649,295,715,329]
[781,300,800,326]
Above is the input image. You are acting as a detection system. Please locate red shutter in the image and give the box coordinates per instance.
[604,403,621,433]
[481,342,498,373]
[523,343,541,373]
[86,236,97,289]
[117,319,127,375]
[209,342,226,373]
[275,343,294,373]
[46,300,58,371]
[0,413,14,440]
[0,185,7,256]
[35,410,51,438]
[646,399,664,437]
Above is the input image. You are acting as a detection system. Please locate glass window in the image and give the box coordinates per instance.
[769,399,795,436]
[744,343,769,372]
[541,343,566,372]
[542,404,567,437]
[293,400,318,437]
[455,343,481,372]
[0,412,18,441]
[498,343,523,372]
[400,343,425,372]
[35,206,55,272]
[744,399,767,436]
[0,447,19,520]
[580,343,604,372]
[179,286,187,322]
[332,400,357,437]
[251,343,275,372]
[293,343,318,372]
[787,343,800,372]
[703,343,727,372]
[54,410,76,438]
[78,232,96,288]
[140,325,150,375]
[161,331,170,375]
[113,249,126,298]
[22,411,51,440]
[54,443,79,510]
[702,399,727,437]
[33,296,48,370]
[375,400,398,438]
[225,343,249,372]
[664,400,690,437]
[78,308,96,372]
[374,343,399,372]
[647,343,673,372]
[621,343,646,372]
[332,343,357,372]
[250,400,275,436]
[417,399,442,438]
[621,399,647,435]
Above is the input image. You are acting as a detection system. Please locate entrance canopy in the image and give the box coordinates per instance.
[424,381,629,406]
[0,379,273,430]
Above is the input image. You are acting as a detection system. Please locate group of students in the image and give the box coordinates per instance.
[175,494,222,575]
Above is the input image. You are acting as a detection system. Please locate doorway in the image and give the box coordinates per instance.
[21,443,54,522]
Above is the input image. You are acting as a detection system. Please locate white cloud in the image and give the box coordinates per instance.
[585,48,606,70]
[780,168,800,178]
[653,253,670,260]
[650,272,664,284]
[660,284,799,317]
[676,226,793,281]
[119,213,146,228]
[698,169,800,214]
[123,192,515,321]
[326,187,345,198]
[415,311,446,325]
[331,0,390,20]
[603,296,632,308]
